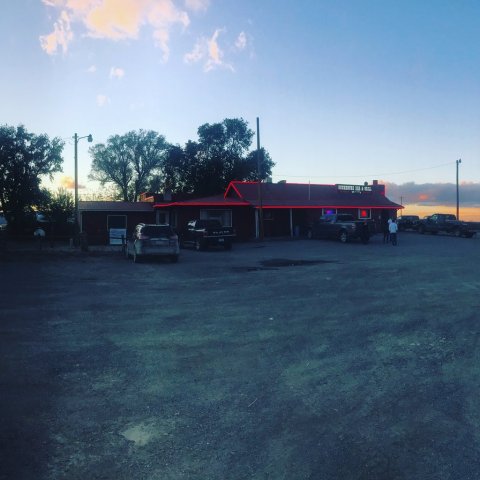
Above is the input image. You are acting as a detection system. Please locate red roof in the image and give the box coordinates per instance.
[153,181,402,210]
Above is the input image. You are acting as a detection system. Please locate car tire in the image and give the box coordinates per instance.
[307,230,313,239]
[339,230,348,243]
[195,240,204,251]
[419,226,425,235]
[224,242,232,250]
[170,254,179,263]
[453,228,461,237]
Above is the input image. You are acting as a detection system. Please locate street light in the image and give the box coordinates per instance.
[74,133,93,240]
[456,158,462,220]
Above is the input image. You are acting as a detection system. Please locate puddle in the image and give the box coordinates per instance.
[260,258,336,267]
[233,258,336,272]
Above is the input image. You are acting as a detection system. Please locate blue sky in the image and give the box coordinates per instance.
[2,0,479,214]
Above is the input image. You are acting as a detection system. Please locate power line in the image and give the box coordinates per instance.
[272,161,456,180]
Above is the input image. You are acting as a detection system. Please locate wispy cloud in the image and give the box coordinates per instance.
[235,31,247,50]
[184,0,209,11]
[96,94,110,107]
[184,28,234,72]
[109,66,125,79]
[40,0,198,60]
[39,9,73,55]
[87,64,96,73]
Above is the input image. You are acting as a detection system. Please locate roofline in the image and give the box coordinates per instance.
[153,201,250,208]
[253,205,402,209]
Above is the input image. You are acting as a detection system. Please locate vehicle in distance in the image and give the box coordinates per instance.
[418,214,476,238]
[125,224,180,263]
[397,215,420,231]
[308,214,373,244]
[180,219,236,250]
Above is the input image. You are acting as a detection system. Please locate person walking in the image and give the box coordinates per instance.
[389,218,398,246]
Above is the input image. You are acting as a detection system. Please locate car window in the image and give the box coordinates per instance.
[141,226,173,237]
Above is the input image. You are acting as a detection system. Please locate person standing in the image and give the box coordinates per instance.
[33,226,46,250]
[382,219,390,244]
[389,219,398,246]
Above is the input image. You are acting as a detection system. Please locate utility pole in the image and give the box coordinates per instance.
[456,159,462,220]
[256,117,264,241]
[74,133,93,244]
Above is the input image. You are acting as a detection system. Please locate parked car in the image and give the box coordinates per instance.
[125,224,179,263]
[308,214,374,244]
[418,214,476,238]
[397,215,420,231]
[180,219,236,250]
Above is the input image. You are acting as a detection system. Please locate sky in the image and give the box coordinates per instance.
[2,0,480,218]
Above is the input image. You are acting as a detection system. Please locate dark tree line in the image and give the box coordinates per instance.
[0,124,65,233]
[0,118,274,233]
[89,118,274,200]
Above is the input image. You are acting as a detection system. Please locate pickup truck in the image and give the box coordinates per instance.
[418,214,476,238]
[180,219,236,250]
[307,214,374,244]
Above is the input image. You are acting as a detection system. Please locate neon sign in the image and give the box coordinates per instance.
[337,184,372,193]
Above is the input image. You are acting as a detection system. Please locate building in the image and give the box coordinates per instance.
[157,180,402,240]
[79,181,401,244]
[79,201,156,245]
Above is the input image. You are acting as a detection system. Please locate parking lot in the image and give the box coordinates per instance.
[1,232,480,479]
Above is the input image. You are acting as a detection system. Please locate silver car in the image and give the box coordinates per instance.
[126,224,179,263]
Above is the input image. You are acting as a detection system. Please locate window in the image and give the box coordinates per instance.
[107,215,126,229]
[322,208,337,215]
[358,209,371,219]
[156,210,169,225]
[200,209,232,227]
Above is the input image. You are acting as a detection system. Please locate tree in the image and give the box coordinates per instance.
[38,187,74,224]
[89,130,169,201]
[37,188,75,240]
[163,118,274,197]
[0,124,64,230]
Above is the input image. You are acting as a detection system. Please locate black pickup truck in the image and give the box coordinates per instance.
[418,213,476,238]
[180,219,236,250]
[308,214,374,244]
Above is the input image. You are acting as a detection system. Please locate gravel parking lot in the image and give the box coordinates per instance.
[1,232,479,480]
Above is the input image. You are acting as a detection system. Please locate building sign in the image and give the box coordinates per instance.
[337,184,372,193]
[109,228,127,245]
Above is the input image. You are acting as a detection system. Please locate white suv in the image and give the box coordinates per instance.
[126,224,179,263]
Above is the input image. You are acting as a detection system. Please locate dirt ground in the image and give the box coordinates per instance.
[1,232,480,480]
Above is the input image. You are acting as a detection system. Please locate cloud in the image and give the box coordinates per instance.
[39,9,73,55]
[184,0,209,11]
[87,64,96,73]
[59,175,75,189]
[384,181,480,207]
[184,28,234,72]
[40,0,195,59]
[96,94,110,106]
[109,66,125,79]
[235,31,247,50]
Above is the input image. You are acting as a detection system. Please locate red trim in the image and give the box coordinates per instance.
[224,181,246,199]
[254,205,401,209]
